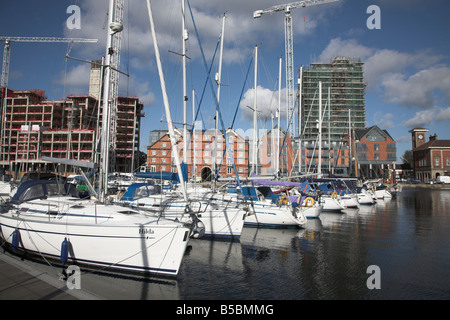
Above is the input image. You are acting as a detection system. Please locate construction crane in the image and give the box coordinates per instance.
[0,36,98,89]
[253,0,339,139]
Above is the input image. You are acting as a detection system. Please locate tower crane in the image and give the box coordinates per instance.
[253,0,339,139]
[1,36,98,89]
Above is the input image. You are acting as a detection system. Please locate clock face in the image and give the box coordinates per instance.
[418,134,423,139]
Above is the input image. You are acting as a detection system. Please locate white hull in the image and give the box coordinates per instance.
[1,198,190,277]
[244,200,307,228]
[357,189,376,205]
[375,189,392,199]
[321,195,346,212]
[342,194,360,208]
[122,197,246,239]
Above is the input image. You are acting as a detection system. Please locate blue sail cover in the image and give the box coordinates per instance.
[252,179,311,194]
[135,171,180,182]
[135,163,188,183]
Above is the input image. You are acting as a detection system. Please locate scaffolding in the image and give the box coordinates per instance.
[301,57,366,140]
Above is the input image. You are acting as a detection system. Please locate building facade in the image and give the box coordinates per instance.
[354,125,396,179]
[0,88,143,177]
[300,57,366,140]
[409,127,450,182]
[147,128,249,181]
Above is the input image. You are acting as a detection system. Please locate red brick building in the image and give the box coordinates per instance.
[409,127,450,182]
[354,125,397,179]
[0,88,143,177]
[147,128,249,181]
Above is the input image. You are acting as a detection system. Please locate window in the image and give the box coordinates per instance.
[161,166,166,171]
[150,166,156,172]
[151,151,156,155]
[374,144,380,151]
[434,156,440,167]
[162,143,167,147]
[151,158,156,163]
[227,167,232,174]
[162,151,166,156]
[162,158,166,163]
[446,157,450,167]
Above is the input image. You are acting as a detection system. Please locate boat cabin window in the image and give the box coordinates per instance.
[46,183,66,197]
[18,184,45,202]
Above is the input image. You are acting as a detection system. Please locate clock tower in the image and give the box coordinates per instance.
[408,127,428,149]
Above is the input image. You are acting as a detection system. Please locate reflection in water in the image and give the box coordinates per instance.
[5,188,449,299]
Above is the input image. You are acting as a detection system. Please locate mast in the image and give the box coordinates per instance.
[182,0,188,167]
[318,81,322,176]
[212,13,225,191]
[252,45,258,175]
[146,0,188,201]
[276,56,282,175]
[99,0,116,203]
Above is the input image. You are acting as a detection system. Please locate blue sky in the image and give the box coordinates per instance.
[1,0,450,163]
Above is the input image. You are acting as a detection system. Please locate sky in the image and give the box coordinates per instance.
[1,0,450,163]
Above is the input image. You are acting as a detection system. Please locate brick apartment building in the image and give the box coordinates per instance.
[147,128,250,181]
[0,88,143,177]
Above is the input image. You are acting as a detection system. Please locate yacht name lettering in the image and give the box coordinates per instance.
[139,228,154,235]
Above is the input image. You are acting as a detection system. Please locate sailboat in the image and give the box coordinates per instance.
[0,0,192,277]
[118,4,247,239]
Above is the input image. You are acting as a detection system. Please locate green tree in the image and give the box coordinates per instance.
[401,150,412,165]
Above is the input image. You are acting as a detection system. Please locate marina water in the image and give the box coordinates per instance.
[3,187,450,300]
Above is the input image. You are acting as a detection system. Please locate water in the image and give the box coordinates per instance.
[3,187,450,300]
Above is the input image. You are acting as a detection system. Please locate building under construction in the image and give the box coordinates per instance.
[0,87,144,179]
[300,56,366,139]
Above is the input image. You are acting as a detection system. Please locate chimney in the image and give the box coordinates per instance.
[429,134,438,142]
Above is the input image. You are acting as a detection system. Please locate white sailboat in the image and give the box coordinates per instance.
[122,0,247,240]
[0,0,192,277]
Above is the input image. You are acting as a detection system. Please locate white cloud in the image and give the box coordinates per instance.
[403,109,438,128]
[382,67,450,108]
[319,38,374,62]
[239,86,288,122]
[374,112,395,129]
[436,107,450,122]
[319,37,450,113]
[58,63,90,94]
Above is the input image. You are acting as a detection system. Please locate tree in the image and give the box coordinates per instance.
[401,150,413,165]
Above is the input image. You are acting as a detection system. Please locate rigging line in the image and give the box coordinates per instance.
[187,0,241,188]
[216,55,253,175]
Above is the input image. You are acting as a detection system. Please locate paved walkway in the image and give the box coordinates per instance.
[0,252,102,300]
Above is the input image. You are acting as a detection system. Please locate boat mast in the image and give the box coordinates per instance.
[212,13,225,191]
[252,45,258,175]
[146,0,188,201]
[276,56,282,175]
[99,0,115,203]
[182,0,188,173]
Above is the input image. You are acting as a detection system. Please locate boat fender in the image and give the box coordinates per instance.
[279,196,289,206]
[12,229,20,251]
[332,192,338,199]
[304,197,315,207]
[61,238,69,264]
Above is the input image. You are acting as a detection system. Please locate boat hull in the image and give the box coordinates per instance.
[0,204,190,277]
